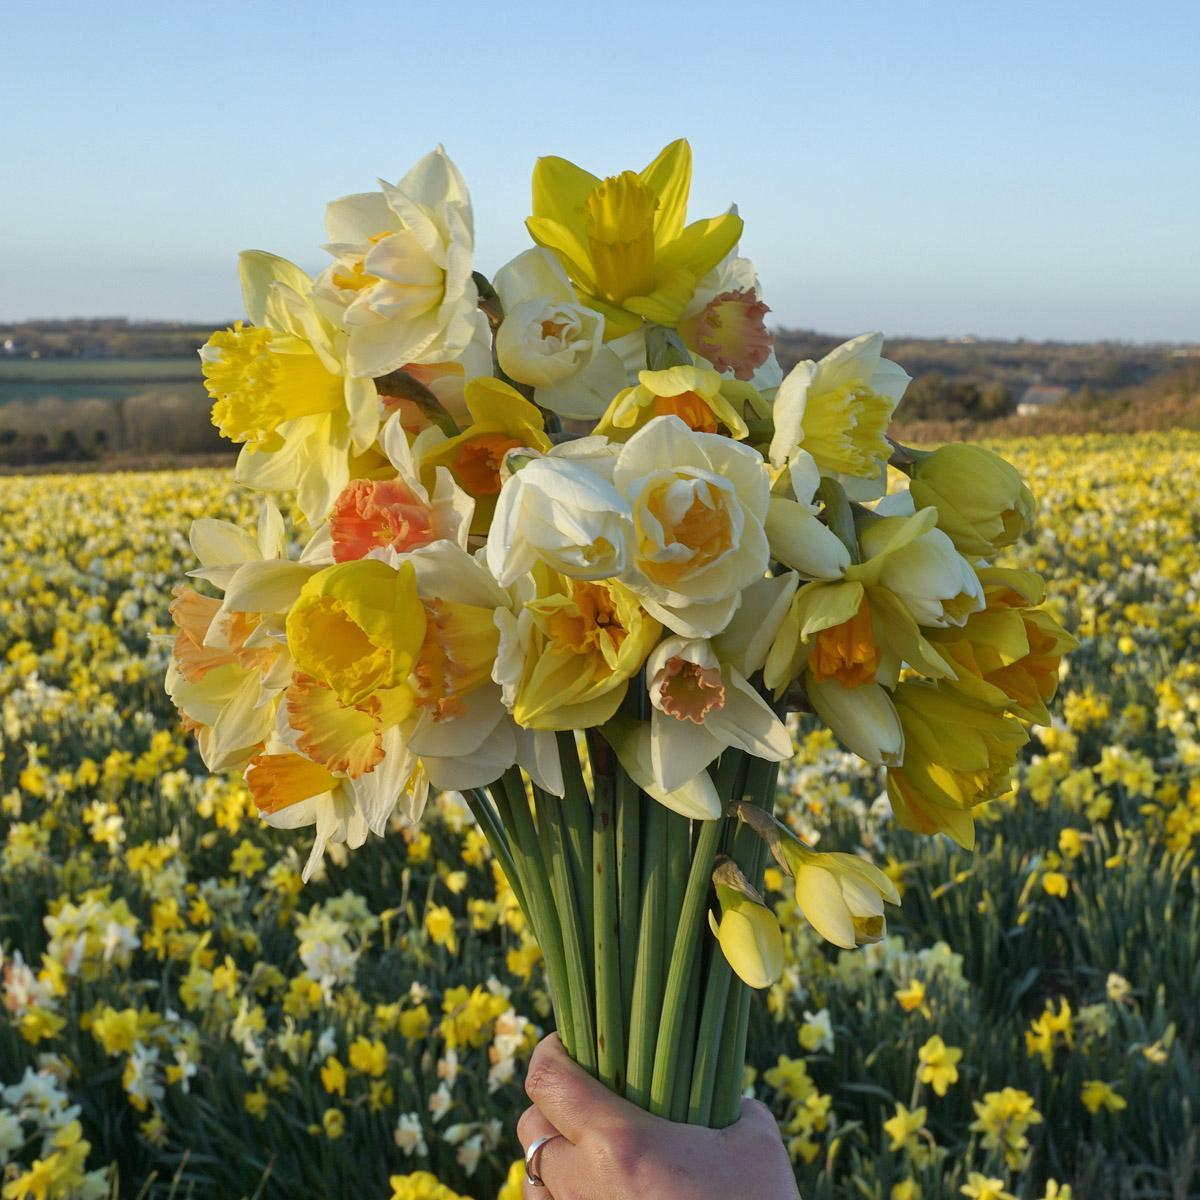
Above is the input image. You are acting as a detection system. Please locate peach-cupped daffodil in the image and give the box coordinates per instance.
[594,363,753,442]
[315,146,488,379]
[645,635,792,792]
[709,858,784,989]
[201,252,382,526]
[492,247,634,419]
[420,377,551,534]
[886,680,1029,848]
[326,411,474,564]
[612,415,771,638]
[245,713,420,881]
[527,139,743,339]
[166,499,315,771]
[769,332,911,499]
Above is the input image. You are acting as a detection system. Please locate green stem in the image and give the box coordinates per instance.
[688,952,732,1125]
[588,732,624,1091]
[463,788,527,919]
[535,781,598,1075]
[556,732,595,982]
[624,800,667,1107]
[648,814,722,1115]
[669,941,703,1123]
[616,766,642,1025]
[495,770,576,1058]
[649,751,745,1117]
[710,755,782,1127]
[712,970,752,1127]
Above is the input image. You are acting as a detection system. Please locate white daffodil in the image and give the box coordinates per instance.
[315,146,488,378]
[646,635,792,792]
[612,415,771,638]
[485,454,632,587]
[769,332,910,501]
[859,515,985,628]
[601,716,722,820]
[493,248,633,419]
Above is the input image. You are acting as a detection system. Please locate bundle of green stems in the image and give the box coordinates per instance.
[464,727,780,1127]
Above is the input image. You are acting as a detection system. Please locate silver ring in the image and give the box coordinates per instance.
[524,1133,562,1186]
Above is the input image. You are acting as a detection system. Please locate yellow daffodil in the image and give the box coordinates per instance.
[527,139,743,338]
[916,1034,962,1096]
[708,858,784,989]
[494,563,659,731]
[886,681,1029,848]
[929,567,1077,724]
[769,332,910,493]
[202,252,382,525]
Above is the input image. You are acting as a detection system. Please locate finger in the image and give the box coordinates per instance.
[524,1033,648,1142]
[523,1128,572,1200]
[517,1104,561,1150]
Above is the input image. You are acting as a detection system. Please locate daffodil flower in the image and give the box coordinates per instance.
[527,139,743,339]
[708,857,784,989]
[315,146,489,379]
[645,635,792,792]
[202,252,383,526]
[769,332,911,500]
[492,247,635,419]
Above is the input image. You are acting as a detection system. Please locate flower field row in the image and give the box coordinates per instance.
[2,431,1198,1199]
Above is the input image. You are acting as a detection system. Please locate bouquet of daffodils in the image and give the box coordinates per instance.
[166,139,1074,1125]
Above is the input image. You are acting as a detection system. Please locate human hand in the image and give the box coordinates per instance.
[517,1034,801,1200]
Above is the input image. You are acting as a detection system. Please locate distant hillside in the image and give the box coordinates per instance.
[1,317,224,360]
[0,319,1197,469]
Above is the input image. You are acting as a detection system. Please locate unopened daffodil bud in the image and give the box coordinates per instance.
[734,804,900,949]
[709,857,784,988]
[909,443,1037,559]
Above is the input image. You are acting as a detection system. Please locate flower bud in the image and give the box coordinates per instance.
[909,444,1037,558]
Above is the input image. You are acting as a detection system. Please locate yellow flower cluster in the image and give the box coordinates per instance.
[1,432,1197,1195]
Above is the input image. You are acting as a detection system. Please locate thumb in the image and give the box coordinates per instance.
[524,1034,646,1141]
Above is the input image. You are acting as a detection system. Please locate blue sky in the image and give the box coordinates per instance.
[6,0,1198,340]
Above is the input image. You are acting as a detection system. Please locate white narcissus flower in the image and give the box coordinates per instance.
[768,332,911,500]
[315,146,488,378]
[860,516,985,628]
[806,675,904,767]
[485,455,632,587]
[493,248,632,419]
[646,635,792,792]
[612,415,771,638]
